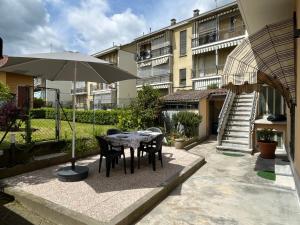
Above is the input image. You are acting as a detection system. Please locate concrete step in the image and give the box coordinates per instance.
[225,126,249,132]
[235,95,254,100]
[229,111,251,116]
[230,106,253,111]
[221,139,249,145]
[33,152,67,161]
[217,145,252,153]
[226,120,249,126]
[232,103,253,108]
[233,99,253,104]
[227,115,250,121]
[224,130,249,138]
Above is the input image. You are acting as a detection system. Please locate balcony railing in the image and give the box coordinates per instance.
[193,75,222,90]
[136,46,172,62]
[192,25,245,48]
[71,87,87,94]
[218,25,246,41]
[192,65,224,78]
[136,75,170,86]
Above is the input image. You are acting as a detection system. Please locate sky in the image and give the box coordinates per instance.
[0,0,233,55]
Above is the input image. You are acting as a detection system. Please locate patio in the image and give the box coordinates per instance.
[1,146,203,224]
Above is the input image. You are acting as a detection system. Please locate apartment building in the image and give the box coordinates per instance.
[91,43,137,109]
[135,30,173,96]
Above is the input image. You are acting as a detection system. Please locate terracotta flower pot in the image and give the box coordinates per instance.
[258,141,277,159]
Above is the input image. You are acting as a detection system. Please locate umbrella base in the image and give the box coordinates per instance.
[57,166,89,182]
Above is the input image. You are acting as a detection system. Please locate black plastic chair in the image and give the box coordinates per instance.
[106,128,122,135]
[95,136,126,177]
[137,134,164,171]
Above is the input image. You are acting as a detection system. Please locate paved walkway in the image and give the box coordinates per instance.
[137,137,300,225]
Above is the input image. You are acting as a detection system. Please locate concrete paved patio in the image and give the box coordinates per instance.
[1,146,201,223]
[137,137,300,225]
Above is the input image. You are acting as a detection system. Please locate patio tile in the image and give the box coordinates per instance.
[2,146,200,223]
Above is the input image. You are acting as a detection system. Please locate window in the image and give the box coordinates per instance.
[230,16,236,32]
[179,69,186,86]
[259,86,285,116]
[180,30,187,56]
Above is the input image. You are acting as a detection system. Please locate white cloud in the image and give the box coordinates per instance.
[66,0,146,53]
[0,0,233,55]
[0,0,65,54]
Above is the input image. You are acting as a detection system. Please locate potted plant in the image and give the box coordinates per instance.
[257,128,277,159]
[172,112,202,149]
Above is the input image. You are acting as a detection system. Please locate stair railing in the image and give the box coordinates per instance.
[217,90,236,145]
[248,91,259,150]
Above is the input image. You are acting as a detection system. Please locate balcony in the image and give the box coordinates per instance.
[136,46,172,62]
[192,75,222,90]
[71,87,87,95]
[192,65,224,79]
[136,75,171,87]
[192,25,245,48]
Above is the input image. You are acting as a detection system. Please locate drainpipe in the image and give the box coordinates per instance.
[290,103,295,160]
[0,37,3,59]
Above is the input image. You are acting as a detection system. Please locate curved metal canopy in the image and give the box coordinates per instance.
[222,19,295,107]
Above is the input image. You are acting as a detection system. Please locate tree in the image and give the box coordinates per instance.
[130,85,162,129]
[0,81,11,102]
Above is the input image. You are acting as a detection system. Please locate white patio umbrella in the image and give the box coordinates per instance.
[0,51,138,181]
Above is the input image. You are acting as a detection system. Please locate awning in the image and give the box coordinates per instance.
[138,61,152,68]
[152,56,169,67]
[192,37,244,55]
[222,19,295,106]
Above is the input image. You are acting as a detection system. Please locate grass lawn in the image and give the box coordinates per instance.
[0,119,115,148]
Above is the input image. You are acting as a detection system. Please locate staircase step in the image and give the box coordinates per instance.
[235,95,253,100]
[225,126,249,132]
[231,106,253,111]
[227,121,249,126]
[229,111,251,116]
[232,103,253,108]
[233,99,253,104]
[224,130,249,137]
[222,139,249,145]
[227,115,250,121]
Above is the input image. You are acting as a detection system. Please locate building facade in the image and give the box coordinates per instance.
[135,30,173,96]
[92,43,137,109]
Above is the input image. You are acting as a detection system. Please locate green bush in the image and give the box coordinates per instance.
[130,86,162,129]
[33,98,45,108]
[30,108,122,125]
[173,111,202,137]
[30,108,46,118]
[117,110,139,131]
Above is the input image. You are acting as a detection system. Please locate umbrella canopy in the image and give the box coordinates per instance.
[0,51,137,180]
[0,51,137,83]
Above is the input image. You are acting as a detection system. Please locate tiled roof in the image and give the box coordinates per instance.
[162,89,227,102]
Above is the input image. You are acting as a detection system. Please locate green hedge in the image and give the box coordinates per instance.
[31,108,122,125]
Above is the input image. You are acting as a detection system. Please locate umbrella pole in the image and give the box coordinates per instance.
[72,62,77,170]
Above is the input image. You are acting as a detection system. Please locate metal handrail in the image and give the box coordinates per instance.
[217,90,235,145]
[248,91,259,150]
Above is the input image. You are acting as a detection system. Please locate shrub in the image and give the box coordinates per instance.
[0,81,12,103]
[130,86,162,129]
[33,98,45,108]
[30,108,122,125]
[117,110,139,131]
[173,111,202,137]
